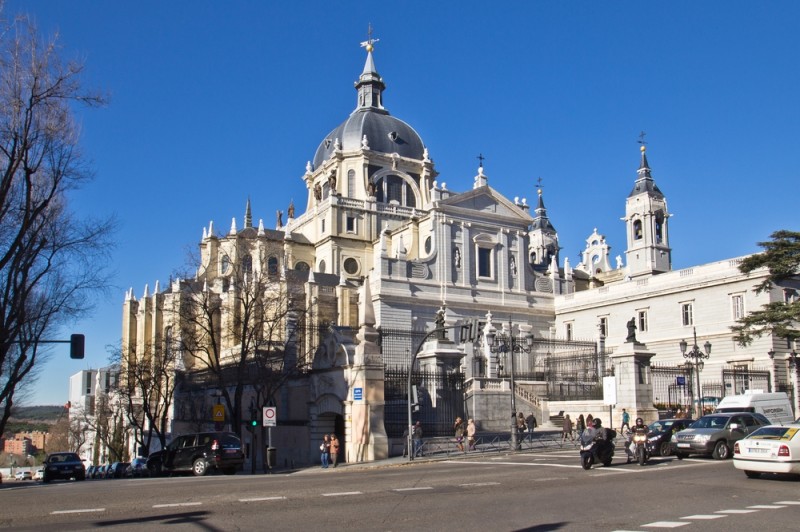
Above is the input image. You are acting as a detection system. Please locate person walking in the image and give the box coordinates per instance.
[562,414,574,442]
[576,414,586,438]
[330,434,340,467]
[320,434,331,468]
[516,412,527,439]
[412,421,424,457]
[454,416,466,452]
[467,418,477,451]
[402,425,409,457]
[586,414,594,430]
[621,409,631,432]
[525,413,537,441]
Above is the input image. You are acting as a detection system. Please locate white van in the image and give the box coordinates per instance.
[714,391,794,424]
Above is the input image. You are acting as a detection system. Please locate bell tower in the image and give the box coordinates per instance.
[624,144,672,277]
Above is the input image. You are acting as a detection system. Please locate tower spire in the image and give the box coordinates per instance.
[356,25,385,111]
[244,197,252,228]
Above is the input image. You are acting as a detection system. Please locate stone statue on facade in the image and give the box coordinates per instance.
[626,317,637,343]
[276,210,283,228]
[287,200,295,219]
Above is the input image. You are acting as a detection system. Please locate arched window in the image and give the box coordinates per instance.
[347,169,356,197]
[242,254,253,275]
[267,256,279,276]
[374,174,416,208]
[294,261,310,272]
[319,260,326,273]
[633,220,643,240]
[655,212,665,243]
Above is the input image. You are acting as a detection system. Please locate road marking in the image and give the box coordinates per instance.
[681,515,726,520]
[533,477,568,482]
[774,501,800,505]
[715,509,758,514]
[642,521,690,528]
[459,482,500,487]
[747,505,785,509]
[239,496,286,502]
[453,460,583,469]
[322,491,362,497]
[153,502,202,508]
[392,487,433,492]
[51,509,105,515]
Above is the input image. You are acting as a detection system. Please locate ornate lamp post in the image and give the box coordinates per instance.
[788,350,800,417]
[486,321,533,450]
[679,328,712,418]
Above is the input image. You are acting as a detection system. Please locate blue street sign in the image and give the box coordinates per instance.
[676,376,686,386]
[354,387,363,401]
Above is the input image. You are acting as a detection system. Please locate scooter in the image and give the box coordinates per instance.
[580,437,615,469]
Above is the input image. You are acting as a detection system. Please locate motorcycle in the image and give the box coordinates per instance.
[631,430,650,466]
[580,434,615,470]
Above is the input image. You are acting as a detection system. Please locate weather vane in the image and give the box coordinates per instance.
[536,176,544,190]
[360,23,379,52]
[638,131,648,148]
[477,153,485,167]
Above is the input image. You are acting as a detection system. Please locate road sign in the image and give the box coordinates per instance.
[353,387,363,401]
[262,406,276,427]
[602,376,617,406]
[676,376,686,386]
[213,404,225,422]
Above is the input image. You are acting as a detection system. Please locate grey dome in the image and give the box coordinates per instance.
[311,48,425,170]
[313,109,425,169]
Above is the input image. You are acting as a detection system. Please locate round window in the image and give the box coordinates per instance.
[424,236,432,254]
[343,257,359,275]
[294,261,310,271]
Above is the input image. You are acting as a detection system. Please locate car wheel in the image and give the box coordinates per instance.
[192,459,208,476]
[744,470,760,479]
[675,453,688,460]
[712,440,730,460]
[77,473,85,481]
[148,462,162,477]
[42,475,50,484]
[659,442,671,457]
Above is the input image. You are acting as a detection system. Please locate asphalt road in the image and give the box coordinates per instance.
[1,449,798,531]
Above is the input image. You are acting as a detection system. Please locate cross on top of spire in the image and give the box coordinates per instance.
[638,131,648,152]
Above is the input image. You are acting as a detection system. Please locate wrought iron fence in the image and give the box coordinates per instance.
[722,367,771,395]
[652,363,694,409]
[377,327,430,369]
[384,367,465,438]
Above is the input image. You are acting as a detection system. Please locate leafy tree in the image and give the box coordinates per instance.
[0,7,115,435]
[732,230,800,346]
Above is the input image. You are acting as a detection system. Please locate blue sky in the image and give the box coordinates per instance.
[10,1,798,405]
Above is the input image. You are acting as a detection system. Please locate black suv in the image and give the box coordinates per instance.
[147,432,243,476]
[43,452,86,483]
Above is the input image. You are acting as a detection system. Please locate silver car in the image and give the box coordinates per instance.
[671,412,769,460]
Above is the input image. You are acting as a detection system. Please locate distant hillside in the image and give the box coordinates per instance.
[3,406,65,436]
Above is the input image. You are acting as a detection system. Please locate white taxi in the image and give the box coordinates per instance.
[733,423,800,479]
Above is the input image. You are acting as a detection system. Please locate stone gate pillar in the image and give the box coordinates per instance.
[608,340,658,426]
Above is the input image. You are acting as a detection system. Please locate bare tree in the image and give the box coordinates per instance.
[73,389,128,463]
[112,339,179,453]
[176,247,313,439]
[0,8,115,434]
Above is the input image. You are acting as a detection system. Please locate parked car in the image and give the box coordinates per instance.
[671,412,770,460]
[91,464,105,479]
[733,423,800,478]
[33,469,44,481]
[106,462,130,479]
[647,418,695,456]
[147,431,243,476]
[42,452,86,483]
[125,457,150,478]
[85,465,96,478]
[15,470,32,481]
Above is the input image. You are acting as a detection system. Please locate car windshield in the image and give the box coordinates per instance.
[648,421,674,433]
[690,416,729,429]
[49,453,80,463]
[747,426,800,441]
[220,434,242,448]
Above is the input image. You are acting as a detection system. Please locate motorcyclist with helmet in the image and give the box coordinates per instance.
[630,416,650,465]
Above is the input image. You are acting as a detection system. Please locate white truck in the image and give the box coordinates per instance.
[714,391,794,424]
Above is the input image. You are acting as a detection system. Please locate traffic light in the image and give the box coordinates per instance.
[70,334,85,359]
[249,406,259,428]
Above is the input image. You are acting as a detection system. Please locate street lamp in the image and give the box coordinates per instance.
[486,321,534,450]
[679,328,712,418]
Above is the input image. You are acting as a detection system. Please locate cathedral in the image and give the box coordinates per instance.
[120,39,798,468]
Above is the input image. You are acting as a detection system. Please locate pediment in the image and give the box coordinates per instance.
[438,186,532,222]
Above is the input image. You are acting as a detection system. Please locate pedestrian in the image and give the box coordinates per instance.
[320,434,330,468]
[412,421,424,457]
[576,414,586,438]
[562,414,574,442]
[467,418,477,451]
[525,412,537,441]
[330,434,340,467]
[454,416,466,452]
[675,408,685,419]
[402,426,409,457]
[621,408,631,431]
[516,412,527,437]
[586,414,594,430]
